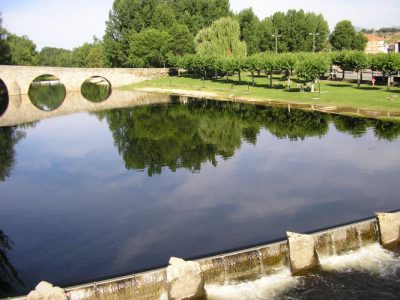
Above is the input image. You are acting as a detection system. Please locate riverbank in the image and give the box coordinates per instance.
[122,75,400,120]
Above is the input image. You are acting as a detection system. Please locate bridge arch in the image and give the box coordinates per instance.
[0,65,168,97]
[0,78,9,117]
[28,74,67,111]
[81,76,112,103]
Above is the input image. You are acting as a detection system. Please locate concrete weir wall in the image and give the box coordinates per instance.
[42,211,398,300]
[0,65,169,96]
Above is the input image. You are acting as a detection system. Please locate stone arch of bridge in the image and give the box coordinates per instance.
[0,65,168,96]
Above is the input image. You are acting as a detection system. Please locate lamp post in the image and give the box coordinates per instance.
[309,32,320,52]
[272,31,282,53]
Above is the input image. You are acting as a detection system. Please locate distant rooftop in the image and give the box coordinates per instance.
[364,33,385,42]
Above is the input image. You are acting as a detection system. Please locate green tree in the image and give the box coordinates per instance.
[261,52,278,87]
[330,20,367,51]
[218,57,236,81]
[150,2,176,30]
[262,10,329,52]
[246,54,263,84]
[103,0,162,67]
[168,23,194,56]
[277,53,298,90]
[238,8,260,55]
[352,32,368,51]
[372,53,400,90]
[86,41,105,68]
[331,51,351,80]
[71,38,105,68]
[285,10,329,52]
[195,17,246,57]
[172,0,230,35]
[258,18,274,52]
[344,51,369,87]
[6,34,37,65]
[72,43,92,67]
[36,47,73,67]
[0,15,11,64]
[128,28,172,67]
[296,53,331,94]
[103,0,230,67]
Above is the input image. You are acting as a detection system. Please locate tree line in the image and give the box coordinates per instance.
[0,0,374,68]
[169,51,400,91]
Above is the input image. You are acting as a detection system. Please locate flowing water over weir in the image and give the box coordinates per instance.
[60,212,400,300]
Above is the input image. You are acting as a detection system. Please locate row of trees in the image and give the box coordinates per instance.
[113,15,370,69]
[170,51,400,90]
[0,34,105,68]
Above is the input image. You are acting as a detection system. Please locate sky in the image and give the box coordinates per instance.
[1,0,399,50]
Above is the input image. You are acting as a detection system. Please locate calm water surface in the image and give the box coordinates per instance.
[1,95,400,296]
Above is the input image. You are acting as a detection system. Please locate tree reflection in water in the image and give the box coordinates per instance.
[0,126,26,181]
[0,231,24,297]
[95,98,400,176]
[81,77,111,102]
[28,75,66,111]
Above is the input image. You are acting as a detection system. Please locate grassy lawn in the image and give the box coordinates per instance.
[123,74,400,112]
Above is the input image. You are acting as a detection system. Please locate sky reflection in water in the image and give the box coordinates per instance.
[0,97,400,296]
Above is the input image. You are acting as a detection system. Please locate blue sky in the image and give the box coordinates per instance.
[1,0,399,50]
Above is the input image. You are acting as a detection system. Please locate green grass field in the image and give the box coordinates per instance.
[124,74,400,112]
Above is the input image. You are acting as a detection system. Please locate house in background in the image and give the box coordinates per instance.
[388,41,400,53]
[364,33,387,53]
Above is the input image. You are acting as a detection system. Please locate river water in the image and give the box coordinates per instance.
[0,90,400,297]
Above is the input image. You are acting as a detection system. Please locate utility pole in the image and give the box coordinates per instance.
[272,30,282,53]
[309,32,320,52]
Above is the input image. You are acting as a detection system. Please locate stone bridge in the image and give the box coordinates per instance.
[0,90,171,127]
[0,65,169,96]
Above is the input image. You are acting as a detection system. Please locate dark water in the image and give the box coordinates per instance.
[81,77,112,102]
[0,80,8,117]
[1,96,400,297]
[28,82,66,111]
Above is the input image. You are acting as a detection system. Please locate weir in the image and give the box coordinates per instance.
[15,211,397,300]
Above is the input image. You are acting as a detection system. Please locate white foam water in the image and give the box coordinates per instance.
[320,243,400,276]
[205,268,299,300]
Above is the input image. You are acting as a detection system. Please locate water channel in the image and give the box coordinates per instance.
[0,83,399,298]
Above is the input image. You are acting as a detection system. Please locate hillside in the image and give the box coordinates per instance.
[384,32,400,44]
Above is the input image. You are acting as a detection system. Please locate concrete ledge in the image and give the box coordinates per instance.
[376,212,400,246]
[287,232,319,274]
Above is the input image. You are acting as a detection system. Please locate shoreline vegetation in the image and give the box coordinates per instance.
[123,75,400,121]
